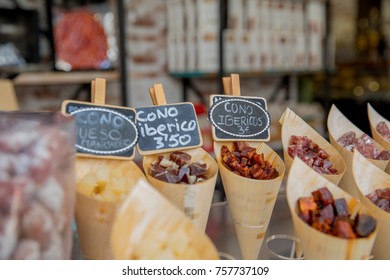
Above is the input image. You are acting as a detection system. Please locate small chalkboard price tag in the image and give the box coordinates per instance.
[62,100,138,160]
[136,102,203,155]
[209,95,271,141]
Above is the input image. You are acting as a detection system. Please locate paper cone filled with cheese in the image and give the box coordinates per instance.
[287,157,378,259]
[327,104,390,198]
[143,148,218,232]
[61,78,143,260]
[352,151,390,259]
[367,103,390,174]
[75,158,145,259]
[110,179,219,260]
[279,107,346,185]
[214,141,285,260]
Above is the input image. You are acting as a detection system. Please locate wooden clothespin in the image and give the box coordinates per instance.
[0,79,19,110]
[91,78,106,105]
[222,74,241,96]
[149,83,167,106]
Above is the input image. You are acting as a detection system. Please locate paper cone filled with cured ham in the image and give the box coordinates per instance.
[367,103,390,174]
[110,179,219,260]
[142,148,218,232]
[214,141,285,260]
[75,158,145,259]
[327,104,390,198]
[279,107,346,185]
[287,157,378,259]
[352,151,390,259]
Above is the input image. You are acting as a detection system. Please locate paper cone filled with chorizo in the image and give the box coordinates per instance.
[214,141,285,260]
[352,150,390,259]
[287,157,377,259]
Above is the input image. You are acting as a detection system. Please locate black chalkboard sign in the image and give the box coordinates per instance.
[62,100,138,160]
[209,95,271,141]
[136,103,203,155]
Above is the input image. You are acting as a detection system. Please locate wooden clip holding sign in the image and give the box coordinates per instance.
[135,83,203,155]
[209,74,271,142]
[61,78,138,160]
[0,79,19,111]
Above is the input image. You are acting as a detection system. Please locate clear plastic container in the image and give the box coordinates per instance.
[0,111,75,259]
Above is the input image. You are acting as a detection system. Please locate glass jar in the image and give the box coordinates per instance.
[0,111,75,259]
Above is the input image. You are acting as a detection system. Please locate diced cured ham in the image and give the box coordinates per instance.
[376,121,390,142]
[287,136,338,175]
[365,187,390,213]
[150,151,208,184]
[337,131,390,160]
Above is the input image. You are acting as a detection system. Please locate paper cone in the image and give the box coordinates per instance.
[367,103,390,174]
[111,179,219,259]
[142,147,218,232]
[279,107,346,185]
[214,141,285,260]
[352,151,390,259]
[327,104,389,198]
[75,158,145,259]
[287,157,377,259]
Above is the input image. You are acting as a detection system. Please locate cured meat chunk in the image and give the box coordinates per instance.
[312,187,334,207]
[377,188,390,200]
[333,219,357,239]
[233,141,248,152]
[320,204,335,224]
[377,150,390,160]
[312,215,332,234]
[334,198,350,217]
[376,199,390,212]
[240,146,256,160]
[354,214,377,237]
[153,170,180,184]
[170,151,192,167]
[150,163,166,177]
[189,162,207,177]
[298,197,317,223]
[252,153,265,167]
